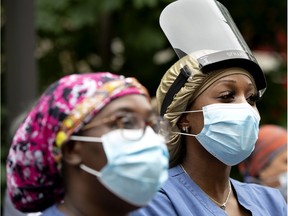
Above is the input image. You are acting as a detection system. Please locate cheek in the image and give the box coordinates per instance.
[79,128,109,167]
[271,151,287,170]
[188,113,204,134]
[81,142,108,170]
[260,151,287,179]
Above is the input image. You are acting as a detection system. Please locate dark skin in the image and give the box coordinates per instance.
[178,70,259,216]
[58,94,154,216]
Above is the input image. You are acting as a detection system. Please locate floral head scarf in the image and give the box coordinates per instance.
[6,72,149,212]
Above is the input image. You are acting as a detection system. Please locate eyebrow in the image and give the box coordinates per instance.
[107,107,153,116]
[214,79,254,87]
[212,79,257,93]
[214,79,236,85]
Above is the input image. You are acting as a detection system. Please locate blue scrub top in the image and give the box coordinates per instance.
[41,205,65,216]
[131,165,287,216]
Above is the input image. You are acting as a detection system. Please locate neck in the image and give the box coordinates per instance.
[183,137,231,188]
[63,167,136,216]
[180,164,232,210]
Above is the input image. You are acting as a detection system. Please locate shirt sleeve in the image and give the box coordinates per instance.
[130,189,178,216]
[235,180,288,216]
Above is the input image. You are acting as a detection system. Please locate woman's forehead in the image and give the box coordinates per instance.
[213,74,255,86]
[208,68,256,88]
[96,95,152,116]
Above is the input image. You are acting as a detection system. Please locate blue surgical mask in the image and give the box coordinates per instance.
[174,103,260,166]
[72,126,169,206]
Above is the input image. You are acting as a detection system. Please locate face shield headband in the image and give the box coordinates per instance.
[159,0,267,116]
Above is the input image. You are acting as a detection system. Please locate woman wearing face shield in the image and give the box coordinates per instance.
[130,0,287,215]
[130,54,287,216]
[6,72,169,216]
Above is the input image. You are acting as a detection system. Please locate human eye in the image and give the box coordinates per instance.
[116,114,138,129]
[218,91,235,102]
[246,93,260,105]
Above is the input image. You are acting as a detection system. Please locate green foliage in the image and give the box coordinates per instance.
[34,0,175,95]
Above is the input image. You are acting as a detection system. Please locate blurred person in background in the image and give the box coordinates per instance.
[239,124,287,201]
[6,72,169,216]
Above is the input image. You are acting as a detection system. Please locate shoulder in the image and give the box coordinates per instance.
[232,178,283,199]
[231,179,287,215]
[130,166,199,216]
[41,205,65,216]
[130,189,178,216]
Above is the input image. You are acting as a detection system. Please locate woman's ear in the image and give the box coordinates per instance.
[61,141,82,165]
[177,114,190,133]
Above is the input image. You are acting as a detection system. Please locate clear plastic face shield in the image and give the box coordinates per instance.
[159,0,267,98]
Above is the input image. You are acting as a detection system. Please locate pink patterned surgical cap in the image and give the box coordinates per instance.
[6,72,149,212]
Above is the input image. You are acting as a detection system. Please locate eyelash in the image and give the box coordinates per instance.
[219,91,235,100]
[219,91,260,104]
[248,93,260,102]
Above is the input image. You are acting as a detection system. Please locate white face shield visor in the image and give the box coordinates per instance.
[159,0,267,98]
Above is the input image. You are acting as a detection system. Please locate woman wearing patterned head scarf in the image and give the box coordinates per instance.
[6,72,169,216]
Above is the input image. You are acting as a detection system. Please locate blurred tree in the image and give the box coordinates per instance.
[34,0,176,94]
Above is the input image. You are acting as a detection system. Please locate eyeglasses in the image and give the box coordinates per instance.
[70,112,170,141]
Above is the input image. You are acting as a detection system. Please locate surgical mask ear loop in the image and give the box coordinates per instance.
[80,164,101,177]
[174,109,203,136]
[174,131,197,136]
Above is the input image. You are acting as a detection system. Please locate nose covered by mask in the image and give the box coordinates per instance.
[176,103,260,166]
[80,126,169,206]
